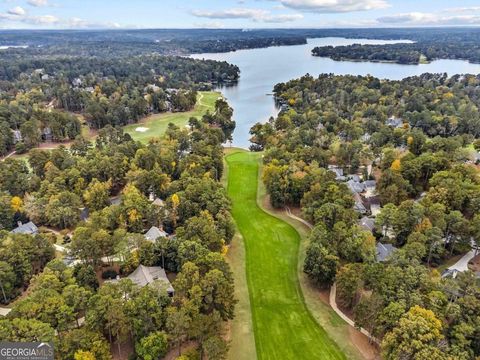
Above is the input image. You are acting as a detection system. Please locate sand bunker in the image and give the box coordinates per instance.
[135,127,149,132]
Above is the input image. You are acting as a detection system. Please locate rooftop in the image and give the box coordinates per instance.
[376,242,397,262]
[358,217,375,232]
[128,265,174,295]
[11,221,38,235]
[144,226,169,242]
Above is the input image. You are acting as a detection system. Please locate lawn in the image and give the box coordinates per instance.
[226,150,346,360]
[124,91,220,143]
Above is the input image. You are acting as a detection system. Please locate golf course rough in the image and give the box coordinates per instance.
[226,151,346,360]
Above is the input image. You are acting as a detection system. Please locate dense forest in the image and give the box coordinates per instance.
[3,27,480,58]
[0,53,238,156]
[312,29,480,64]
[251,73,480,359]
[0,98,236,359]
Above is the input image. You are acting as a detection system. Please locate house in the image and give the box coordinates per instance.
[359,217,375,233]
[110,196,122,206]
[127,265,174,296]
[149,193,165,207]
[361,133,371,142]
[442,268,460,279]
[80,207,90,222]
[363,180,377,198]
[152,198,165,207]
[414,192,427,203]
[11,221,39,235]
[376,242,397,262]
[348,174,362,183]
[347,179,366,194]
[370,200,382,217]
[328,165,345,181]
[144,84,161,93]
[469,151,480,164]
[144,226,168,242]
[353,193,367,214]
[386,116,404,128]
[72,78,82,87]
[11,130,22,144]
[42,127,52,142]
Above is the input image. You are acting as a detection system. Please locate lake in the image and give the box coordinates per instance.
[192,37,480,148]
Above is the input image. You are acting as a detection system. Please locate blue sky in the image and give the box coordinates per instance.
[1,0,480,29]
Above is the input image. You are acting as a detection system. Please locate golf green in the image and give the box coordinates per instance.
[226,151,346,360]
[124,91,220,143]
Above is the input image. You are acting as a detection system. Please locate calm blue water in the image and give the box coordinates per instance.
[192,37,480,148]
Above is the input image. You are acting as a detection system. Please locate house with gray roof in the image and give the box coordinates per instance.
[72,78,82,87]
[376,242,397,262]
[11,221,38,235]
[359,217,375,233]
[328,165,346,181]
[11,130,22,144]
[128,265,174,296]
[353,193,367,214]
[347,179,366,194]
[152,198,165,207]
[386,116,404,128]
[363,180,377,198]
[144,226,169,242]
[370,201,382,217]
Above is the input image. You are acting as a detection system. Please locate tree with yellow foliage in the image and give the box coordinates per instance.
[171,193,180,228]
[390,159,401,172]
[382,306,444,360]
[10,196,23,213]
[121,184,150,232]
[74,350,96,360]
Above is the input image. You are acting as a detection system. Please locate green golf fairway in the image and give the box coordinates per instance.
[226,151,346,360]
[124,91,220,143]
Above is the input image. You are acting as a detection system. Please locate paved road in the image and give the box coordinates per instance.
[284,207,313,230]
[0,151,16,162]
[448,250,476,272]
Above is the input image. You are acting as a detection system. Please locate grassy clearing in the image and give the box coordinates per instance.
[124,91,220,143]
[226,150,346,360]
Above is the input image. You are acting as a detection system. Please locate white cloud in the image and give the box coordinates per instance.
[377,12,480,26]
[27,0,49,7]
[264,13,303,22]
[66,17,122,29]
[277,0,390,13]
[194,21,226,29]
[8,6,26,16]
[443,6,480,13]
[27,14,59,24]
[192,8,269,19]
[0,11,124,28]
[191,7,303,23]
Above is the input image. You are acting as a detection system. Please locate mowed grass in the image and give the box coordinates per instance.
[226,150,346,360]
[124,91,220,143]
